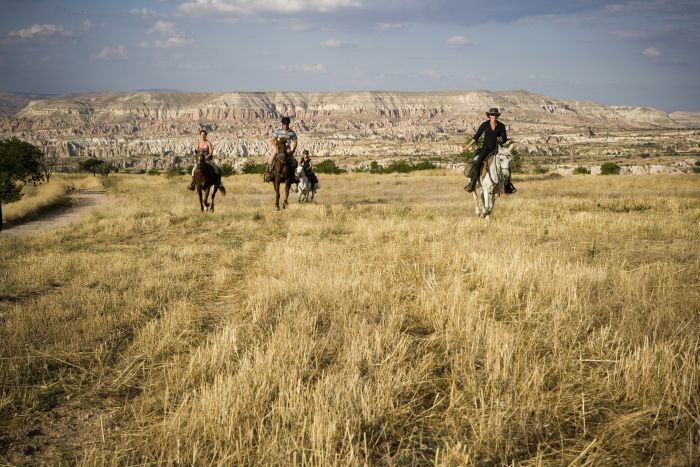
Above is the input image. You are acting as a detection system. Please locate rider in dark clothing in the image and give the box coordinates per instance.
[300,150,318,191]
[464,107,515,193]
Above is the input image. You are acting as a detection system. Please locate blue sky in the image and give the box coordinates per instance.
[0,0,698,111]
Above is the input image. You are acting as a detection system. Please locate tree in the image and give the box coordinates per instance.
[0,138,45,231]
[79,158,105,175]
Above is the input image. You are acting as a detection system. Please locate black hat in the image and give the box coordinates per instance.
[281,116,291,125]
[486,108,501,116]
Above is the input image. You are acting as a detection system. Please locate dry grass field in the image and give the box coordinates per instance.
[1,171,698,465]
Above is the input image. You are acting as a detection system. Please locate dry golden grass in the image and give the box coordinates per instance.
[2,182,70,224]
[2,174,104,225]
[1,172,698,465]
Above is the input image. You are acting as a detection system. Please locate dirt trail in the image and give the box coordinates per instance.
[0,189,114,237]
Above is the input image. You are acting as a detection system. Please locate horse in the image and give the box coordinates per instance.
[296,166,318,203]
[193,153,225,212]
[271,138,295,210]
[466,145,512,220]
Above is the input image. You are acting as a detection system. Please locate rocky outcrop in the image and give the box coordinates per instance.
[1,90,696,170]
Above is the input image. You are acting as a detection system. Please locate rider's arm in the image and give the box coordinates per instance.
[472,121,486,143]
[290,137,298,154]
[497,123,507,146]
[208,141,214,157]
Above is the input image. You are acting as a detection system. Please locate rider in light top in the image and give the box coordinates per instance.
[188,129,220,190]
[266,116,299,184]
[463,107,514,194]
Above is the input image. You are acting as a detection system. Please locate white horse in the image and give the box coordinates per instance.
[465,145,513,220]
[296,166,318,203]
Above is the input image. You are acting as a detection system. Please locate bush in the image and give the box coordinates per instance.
[165,166,183,178]
[242,161,267,174]
[367,160,437,174]
[573,166,590,175]
[533,165,548,174]
[147,169,159,176]
[314,159,346,174]
[79,158,105,175]
[219,163,235,177]
[600,162,621,175]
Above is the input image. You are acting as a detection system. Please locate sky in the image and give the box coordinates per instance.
[0,0,698,112]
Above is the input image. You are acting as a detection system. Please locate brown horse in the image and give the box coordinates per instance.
[271,138,294,210]
[193,153,225,212]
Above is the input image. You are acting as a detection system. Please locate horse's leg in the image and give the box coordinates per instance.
[210,186,217,212]
[283,182,290,209]
[274,180,280,210]
[471,188,481,217]
[198,188,204,212]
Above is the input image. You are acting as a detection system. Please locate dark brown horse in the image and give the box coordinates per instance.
[271,138,294,210]
[193,153,225,212]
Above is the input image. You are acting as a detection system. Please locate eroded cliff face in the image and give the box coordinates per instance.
[0,90,688,169]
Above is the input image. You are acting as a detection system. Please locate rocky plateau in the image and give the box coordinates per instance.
[1,90,698,173]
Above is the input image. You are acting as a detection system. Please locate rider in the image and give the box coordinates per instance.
[300,150,318,191]
[265,116,299,184]
[188,129,221,190]
[464,108,516,194]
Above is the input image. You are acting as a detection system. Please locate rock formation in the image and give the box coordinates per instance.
[0,90,696,171]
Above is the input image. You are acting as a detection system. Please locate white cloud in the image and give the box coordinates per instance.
[376,22,406,32]
[642,47,661,58]
[130,7,158,18]
[320,39,354,48]
[446,35,472,48]
[154,36,195,48]
[93,45,128,60]
[279,63,328,74]
[149,20,177,35]
[143,20,194,48]
[83,19,93,31]
[291,23,314,32]
[610,29,649,39]
[178,0,362,15]
[8,23,75,39]
[421,69,443,79]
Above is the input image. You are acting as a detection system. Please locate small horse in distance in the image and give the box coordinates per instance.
[296,166,318,203]
[193,153,225,212]
[271,138,295,210]
[466,145,513,220]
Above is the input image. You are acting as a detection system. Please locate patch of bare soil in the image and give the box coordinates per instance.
[1,190,114,237]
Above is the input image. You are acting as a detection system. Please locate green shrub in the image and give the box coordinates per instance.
[147,169,159,176]
[692,167,700,174]
[368,160,437,174]
[573,166,590,175]
[78,158,105,175]
[314,159,346,174]
[219,163,235,177]
[600,162,621,175]
[533,165,548,174]
[165,166,183,178]
[242,161,267,174]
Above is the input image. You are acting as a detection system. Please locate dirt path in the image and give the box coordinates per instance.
[0,189,114,237]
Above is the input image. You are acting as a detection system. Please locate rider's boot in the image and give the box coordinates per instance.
[264,164,273,183]
[465,176,477,193]
[187,177,195,191]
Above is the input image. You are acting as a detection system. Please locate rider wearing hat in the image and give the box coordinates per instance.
[464,108,515,194]
[265,116,299,184]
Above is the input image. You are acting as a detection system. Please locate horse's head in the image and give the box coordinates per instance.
[295,165,304,176]
[497,144,515,178]
[274,137,288,156]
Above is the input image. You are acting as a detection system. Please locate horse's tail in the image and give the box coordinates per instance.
[219,184,226,196]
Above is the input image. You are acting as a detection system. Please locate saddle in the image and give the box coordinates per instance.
[271,152,295,182]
